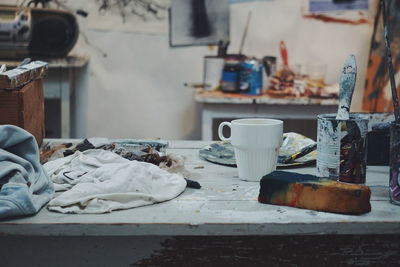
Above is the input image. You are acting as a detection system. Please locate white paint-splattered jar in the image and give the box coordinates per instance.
[316,113,368,184]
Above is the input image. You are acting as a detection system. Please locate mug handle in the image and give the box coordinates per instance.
[218,122,231,141]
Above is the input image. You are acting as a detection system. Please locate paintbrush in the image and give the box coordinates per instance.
[336,55,357,120]
[185,178,201,189]
[278,143,317,164]
[217,39,230,57]
[279,41,294,78]
[381,0,400,122]
[239,11,252,55]
[17,57,31,67]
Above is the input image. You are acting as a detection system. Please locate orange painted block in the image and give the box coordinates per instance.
[258,171,371,215]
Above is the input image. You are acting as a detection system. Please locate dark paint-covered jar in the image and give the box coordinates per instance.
[389,122,400,205]
[221,54,246,93]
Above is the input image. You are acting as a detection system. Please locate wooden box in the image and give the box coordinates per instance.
[0,79,45,145]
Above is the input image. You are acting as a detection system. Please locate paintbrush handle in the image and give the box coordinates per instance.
[239,11,252,55]
[279,143,317,164]
[336,55,357,120]
[280,41,288,66]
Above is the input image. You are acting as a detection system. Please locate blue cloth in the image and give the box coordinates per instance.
[0,125,54,219]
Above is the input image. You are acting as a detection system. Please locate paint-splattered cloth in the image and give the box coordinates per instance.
[44,149,187,214]
[0,125,54,219]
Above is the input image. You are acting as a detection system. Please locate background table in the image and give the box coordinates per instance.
[0,55,89,138]
[0,140,399,266]
[195,90,339,140]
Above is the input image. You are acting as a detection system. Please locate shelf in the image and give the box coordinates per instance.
[0,54,89,69]
[195,89,339,106]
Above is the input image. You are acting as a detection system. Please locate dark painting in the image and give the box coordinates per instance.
[170,0,229,47]
[309,0,368,13]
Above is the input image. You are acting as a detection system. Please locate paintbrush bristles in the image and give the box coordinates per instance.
[381,0,400,122]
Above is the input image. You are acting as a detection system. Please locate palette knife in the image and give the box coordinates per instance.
[336,55,357,120]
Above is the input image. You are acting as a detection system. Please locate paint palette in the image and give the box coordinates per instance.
[199,132,316,168]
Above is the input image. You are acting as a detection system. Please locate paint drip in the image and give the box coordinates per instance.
[317,113,368,184]
[389,122,400,205]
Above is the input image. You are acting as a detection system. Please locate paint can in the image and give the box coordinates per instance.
[316,113,368,184]
[203,56,225,91]
[239,58,263,95]
[389,122,400,205]
[221,56,242,93]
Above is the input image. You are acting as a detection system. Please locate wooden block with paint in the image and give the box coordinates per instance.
[258,171,371,215]
[0,79,45,145]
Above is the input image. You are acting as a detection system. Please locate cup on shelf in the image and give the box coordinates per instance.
[218,118,283,182]
[203,56,225,91]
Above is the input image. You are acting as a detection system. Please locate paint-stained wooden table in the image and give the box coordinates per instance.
[1,140,399,266]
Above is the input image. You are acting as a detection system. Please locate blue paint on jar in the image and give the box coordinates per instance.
[239,59,263,95]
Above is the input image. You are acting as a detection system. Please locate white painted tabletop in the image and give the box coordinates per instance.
[1,140,398,237]
[194,89,339,105]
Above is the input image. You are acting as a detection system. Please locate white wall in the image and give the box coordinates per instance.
[3,0,376,139]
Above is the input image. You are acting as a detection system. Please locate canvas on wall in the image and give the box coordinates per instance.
[170,0,229,47]
[309,0,369,13]
[363,0,400,112]
[229,0,272,3]
[87,0,170,33]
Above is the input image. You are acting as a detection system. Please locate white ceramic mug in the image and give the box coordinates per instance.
[218,118,283,182]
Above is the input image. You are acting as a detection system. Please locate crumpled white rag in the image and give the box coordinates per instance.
[44,149,186,214]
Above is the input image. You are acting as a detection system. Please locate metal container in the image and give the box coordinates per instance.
[316,113,368,184]
[221,56,242,93]
[239,58,263,95]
